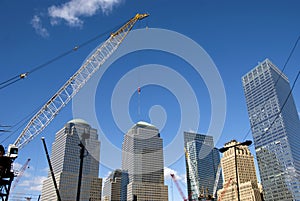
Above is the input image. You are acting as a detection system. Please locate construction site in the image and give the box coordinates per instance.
[1,1,300,201]
[0,12,225,201]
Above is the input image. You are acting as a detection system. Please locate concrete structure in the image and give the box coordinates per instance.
[184,132,222,200]
[121,121,168,201]
[41,119,102,201]
[217,140,262,201]
[242,59,300,200]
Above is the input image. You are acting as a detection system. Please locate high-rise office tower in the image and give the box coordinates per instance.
[121,121,168,201]
[242,59,300,200]
[102,169,129,201]
[102,169,122,201]
[184,132,223,200]
[217,140,262,201]
[41,119,102,201]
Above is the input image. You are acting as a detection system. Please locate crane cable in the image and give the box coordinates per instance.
[0,20,127,91]
[242,34,300,141]
[219,34,300,180]
[0,106,40,144]
[1,17,147,144]
[0,20,130,144]
[240,71,300,179]
[255,70,300,143]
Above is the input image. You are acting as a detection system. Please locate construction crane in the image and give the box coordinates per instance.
[11,158,31,192]
[170,173,188,201]
[7,13,149,155]
[217,178,232,201]
[1,13,149,200]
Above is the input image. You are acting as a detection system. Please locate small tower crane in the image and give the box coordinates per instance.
[218,178,233,201]
[170,173,188,201]
[11,158,31,192]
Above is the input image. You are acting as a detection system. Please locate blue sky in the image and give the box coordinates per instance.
[1,0,300,200]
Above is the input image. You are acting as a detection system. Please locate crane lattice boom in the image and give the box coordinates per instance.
[13,13,149,150]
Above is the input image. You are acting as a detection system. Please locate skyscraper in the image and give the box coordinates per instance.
[242,59,300,200]
[217,140,262,201]
[41,119,102,201]
[102,169,122,201]
[184,132,222,200]
[102,169,129,201]
[121,121,168,201]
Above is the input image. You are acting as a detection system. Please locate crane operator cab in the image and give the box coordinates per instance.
[0,145,15,179]
[6,144,18,159]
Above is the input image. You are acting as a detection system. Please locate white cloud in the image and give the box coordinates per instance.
[12,161,31,178]
[31,15,50,38]
[48,0,122,27]
[11,162,46,193]
[12,162,23,171]
[18,176,47,192]
[164,167,186,184]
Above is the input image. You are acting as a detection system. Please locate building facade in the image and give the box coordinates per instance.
[184,132,223,200]
[102,169,129,201]
[217,140,262,201]
[242,59,300,200]
[41,119,102,201]
[121,121,168,201]
[102,169,122,201]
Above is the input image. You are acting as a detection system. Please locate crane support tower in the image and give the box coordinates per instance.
[6,13,149,156]
[2,13,149,200]
[0,157,14,201]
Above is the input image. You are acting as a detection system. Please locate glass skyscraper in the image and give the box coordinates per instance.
[242,59,300,201]
[184,132,222,200]
[41,119,102,201]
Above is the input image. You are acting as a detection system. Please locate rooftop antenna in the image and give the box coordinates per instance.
[138,87,141,118]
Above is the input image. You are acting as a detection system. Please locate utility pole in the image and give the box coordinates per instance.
[75,126,90,201]
[76,142,85,201]
[41,137,61,201]
[218,140,252,201]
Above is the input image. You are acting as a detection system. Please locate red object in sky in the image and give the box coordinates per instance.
[170,173,188,201]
